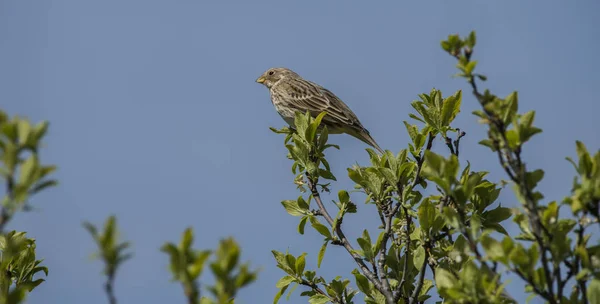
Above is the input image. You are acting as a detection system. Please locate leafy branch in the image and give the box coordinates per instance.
[442,30,600,303]
[162,228,258,304]
[84,216,132,304]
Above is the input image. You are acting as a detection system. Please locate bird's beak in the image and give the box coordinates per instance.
[256,76,266,84]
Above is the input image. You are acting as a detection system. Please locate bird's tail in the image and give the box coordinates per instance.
[351,129,384,154]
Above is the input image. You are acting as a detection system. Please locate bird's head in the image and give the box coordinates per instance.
[255,67,299,89]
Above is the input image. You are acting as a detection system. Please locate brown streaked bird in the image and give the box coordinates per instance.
[256,67,384,154]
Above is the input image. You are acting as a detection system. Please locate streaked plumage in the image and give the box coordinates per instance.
[256,67,383,153]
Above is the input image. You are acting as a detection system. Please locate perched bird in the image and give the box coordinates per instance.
[256,67,384,153]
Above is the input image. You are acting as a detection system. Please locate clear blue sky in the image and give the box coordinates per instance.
[1,1,599,303]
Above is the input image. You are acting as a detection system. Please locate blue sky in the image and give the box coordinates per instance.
[1,1,599,303]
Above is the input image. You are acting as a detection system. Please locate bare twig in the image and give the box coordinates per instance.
[105,273,117,304]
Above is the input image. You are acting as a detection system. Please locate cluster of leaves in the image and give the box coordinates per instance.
[84,216,132,304]
[272,250,358,304]
[271,30,599,304]
[271,112,339,192]
[0,111,55,303]
[438,31,600,303]
[161,228,258,304]
[0,111,57,229]
[83,219,258,304]
[0,231,48,304]
[0,108,260,304]
[566,142,600,217]
[271,86,517,304]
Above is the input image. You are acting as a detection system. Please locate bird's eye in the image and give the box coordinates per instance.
[268,71,274,75]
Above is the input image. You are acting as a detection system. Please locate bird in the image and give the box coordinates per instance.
[255,67,384,154]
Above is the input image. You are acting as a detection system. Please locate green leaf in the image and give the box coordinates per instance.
[17,119,32,145]
[294,112,309,136]
[435,268,456,290]
[296,253,306,275]
[352,269,371,294]
[286,283,299,301]
[272,250,294,275]
[317,240,328,268]
[404,121,419,141]
[464,61,477,75]
[31,121,49,143]
[483,206,512,224]
[318,126,329,149]
[318,169,337,181]
[29,179,58,194]
[442,207,460,229]
[373,231,385,255]
[308,294,330,304]
[306,112,327,143]
[181,227,194,250]
[338,190,350,203]
[347,168,364,185]
[467,31,476,47]
[413,246,425,269]
[189,250,211,279]
[440,90,462,127]
[525,169,544,189]
[587,279,600,304]
[273,285,289,304]
[357,230,374,261]
[298,216,308,235]
[310,216,332,239]
[418,198,436,233]
[503,92,518,125]
[481,235,505,262]
[276,275,296,288]
[297,197,309,210]
[281,200,307,217]
[412,102,437,129]
[19,155,38,185]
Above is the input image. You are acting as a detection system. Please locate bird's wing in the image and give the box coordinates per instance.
[282,78,366,131]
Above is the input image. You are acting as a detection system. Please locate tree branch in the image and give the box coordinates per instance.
[462,48,557,303]
[301,280,338,304]
[306,176,391,301]
[393,133,435,303]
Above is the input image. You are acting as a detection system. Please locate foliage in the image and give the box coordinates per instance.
[83,216,132,304]
[1,29,599,304]
[0,111,55,303]
[162,228,258,304]
[0,231,48,304]
[269,31,600,304]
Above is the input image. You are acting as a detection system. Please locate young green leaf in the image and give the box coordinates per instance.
[317,240,329,268]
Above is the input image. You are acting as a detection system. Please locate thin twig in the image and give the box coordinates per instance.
[0,176,15,233]
[105,273,117,304]
[301,280,338,303]
[463,49,557,303]
[513,269,553,302]
[377,199,400,302]
[306,176,390,300]
[393,133,435,303]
